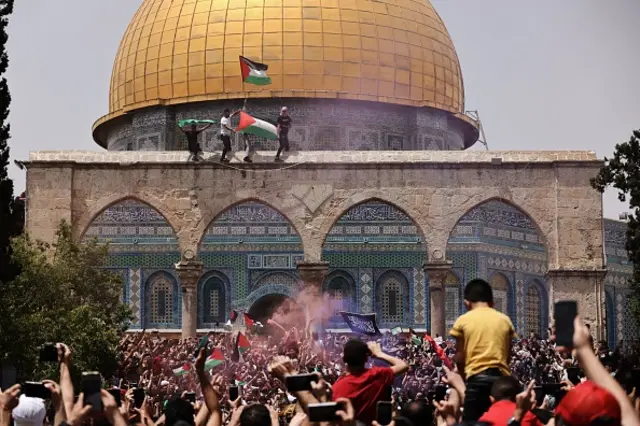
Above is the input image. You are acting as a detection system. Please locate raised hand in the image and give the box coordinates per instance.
[67,394,93,426]
[0,384,21,412]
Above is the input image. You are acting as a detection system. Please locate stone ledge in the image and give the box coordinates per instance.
[27,150,599,165]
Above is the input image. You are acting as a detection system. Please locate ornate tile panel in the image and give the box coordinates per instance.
[413,267,426,325]
[129,268,141,327]
[84,200,178,251]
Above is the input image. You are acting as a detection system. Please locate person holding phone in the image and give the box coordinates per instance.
[331,340,408,425]
[449,279,517,421]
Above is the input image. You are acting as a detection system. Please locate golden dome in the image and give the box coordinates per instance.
[100,0,465,125]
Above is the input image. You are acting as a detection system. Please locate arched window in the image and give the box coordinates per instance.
[150,275,173,324]
[378,273,406,324]
[444,273,460,331]
[203,276,226,325]
[490,273,509,315]
[525,284,542,335]
[327,276,351,315]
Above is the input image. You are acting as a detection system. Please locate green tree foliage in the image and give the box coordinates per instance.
[591,129,640,322]
[0,0,22,285]
[0,222,132,384]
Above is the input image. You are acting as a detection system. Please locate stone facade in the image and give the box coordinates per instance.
[100,99,471,152]
[25,150,639,345]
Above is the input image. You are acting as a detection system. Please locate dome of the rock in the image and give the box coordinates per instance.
[92,0,478,151]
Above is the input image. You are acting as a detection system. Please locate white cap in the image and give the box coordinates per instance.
[12,395,46,426]
[160,380,170,386]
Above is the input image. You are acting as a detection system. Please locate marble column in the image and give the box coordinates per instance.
[546,268,607,341]
[175,260,204,339]
[296,262,330,327]
[424,261,452,338]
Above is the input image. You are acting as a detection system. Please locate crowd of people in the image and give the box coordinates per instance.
[2,278,640,426]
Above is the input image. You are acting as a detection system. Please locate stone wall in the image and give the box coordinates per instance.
[26,150,608,332]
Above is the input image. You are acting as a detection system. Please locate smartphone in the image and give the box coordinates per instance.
[308,402,345,423]
[108,389,121,407]
[129,382,138,389]
[82,372,103,412]
[434,385,447,402]
[1,364,16,390]
[133,388,145,408]
[229,385,239,401]
[185,392,196,403]
[285,374,317,392]
[376,401,393,426]
[39,343,58,363]
[554,301,578,348]
[566,367,581,386]
[23,382,51,399]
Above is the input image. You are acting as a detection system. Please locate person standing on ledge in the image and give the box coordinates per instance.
[219,109,234,163]
[179,121,214,162]
[275,106,292,162]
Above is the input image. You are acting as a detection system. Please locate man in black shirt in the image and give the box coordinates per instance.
[275,106,292,161]
[179,121,214,162]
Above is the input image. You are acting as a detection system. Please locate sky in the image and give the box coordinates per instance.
[5,0,640,219]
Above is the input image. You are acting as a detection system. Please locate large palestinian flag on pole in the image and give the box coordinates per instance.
[240,56,271,86]
[235,111,278,140]
[231,332,251,362]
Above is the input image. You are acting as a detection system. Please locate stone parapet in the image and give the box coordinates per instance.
[28,150,600,165]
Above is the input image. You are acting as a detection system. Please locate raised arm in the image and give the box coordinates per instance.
[571,317,640,426]
[367,342,409,376]
[58,343,76,416]
[195,348,222,426]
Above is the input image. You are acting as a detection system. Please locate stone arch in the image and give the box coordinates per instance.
[375,270,411,326]
[444,271,461,331]
[198,271,230,328]
[442,196,551,263]
[77,195,179,243]
[489,272,512,317]
[524,279,548,336]
[318,196,428,251]
[143,270,180,329]
[197,197,305,250]
[324,270,357,323]
[199,201,303,305]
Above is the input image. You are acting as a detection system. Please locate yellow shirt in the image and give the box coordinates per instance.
[449,306,516,377]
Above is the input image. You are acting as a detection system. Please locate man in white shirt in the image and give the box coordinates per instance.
[220,109,234,163]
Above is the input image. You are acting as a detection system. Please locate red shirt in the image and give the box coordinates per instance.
[479,400,542,426]
[332,367,395,425]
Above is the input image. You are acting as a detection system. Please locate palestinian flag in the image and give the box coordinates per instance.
[424,334,453,369]
[239,56,271,86]
[231,332,251,362]
[204,348,225,371]
[235,111,278,140]
[244,313,255,328]
[173,362,191,376]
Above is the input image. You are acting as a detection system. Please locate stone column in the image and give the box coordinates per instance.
[424,261,452,338]
[296,262,330,327]
[546,269,607,341]
[175,260,204,339]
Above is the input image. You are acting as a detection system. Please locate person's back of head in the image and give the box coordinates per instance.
[401,399,434,426]
[164,398,195,426]
[463,279,493,307]
[239,404,271,426]
[489,376,521,403]
[342,339,370,370]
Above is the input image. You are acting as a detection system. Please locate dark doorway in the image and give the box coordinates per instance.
[248,294,304,327]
